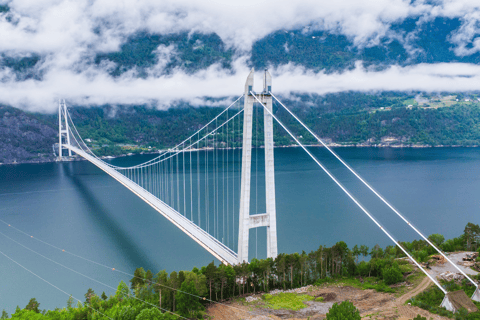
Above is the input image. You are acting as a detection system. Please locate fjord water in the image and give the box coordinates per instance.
[1,147,479,312]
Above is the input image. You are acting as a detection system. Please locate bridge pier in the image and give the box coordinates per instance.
[237,69,278,263]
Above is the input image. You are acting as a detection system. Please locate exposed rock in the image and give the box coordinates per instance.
[0,106,56,164]
[438,271,465,282]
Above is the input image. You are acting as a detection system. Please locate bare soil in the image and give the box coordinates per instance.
[206,277,450,320]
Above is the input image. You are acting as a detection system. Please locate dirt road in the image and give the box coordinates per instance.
[369,277,450,320]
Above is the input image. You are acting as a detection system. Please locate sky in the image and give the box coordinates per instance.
[1,0,480,112]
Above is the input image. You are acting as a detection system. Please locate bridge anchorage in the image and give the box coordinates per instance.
[58,69,480,307]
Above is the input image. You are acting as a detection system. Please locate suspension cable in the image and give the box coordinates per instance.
[0,231,186,318]
[0,249,115,320]
[270,92,478,289]
[0,222,268,318]
[252,92,447,295]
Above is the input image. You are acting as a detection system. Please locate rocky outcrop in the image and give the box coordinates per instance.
[0,106,57,164]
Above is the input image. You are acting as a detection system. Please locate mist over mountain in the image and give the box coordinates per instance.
[2,1,480,163]
[0,0,480,111]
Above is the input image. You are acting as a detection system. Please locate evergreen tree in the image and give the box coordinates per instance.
[204,261,217,300]
[176,281,203,318]
[115,280,130,301]
[155,270,169,309]
[25,298,40,313]
[84,288,95,304]
[168,271,179,312]
[130,267,146,290]
[67,295,74,309]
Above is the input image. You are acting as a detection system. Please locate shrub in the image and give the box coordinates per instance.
[356,261,369,277]
[413,250,429,263]
[383,264,403,285]
[413,315,426,320]
[398,263,414,274]
[325,300,361,320]
[135,308,164,320]
[428,234,445,247]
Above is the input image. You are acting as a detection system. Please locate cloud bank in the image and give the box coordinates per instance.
[1,0,480,112]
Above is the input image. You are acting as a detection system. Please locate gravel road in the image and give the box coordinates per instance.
[428,252,478,279]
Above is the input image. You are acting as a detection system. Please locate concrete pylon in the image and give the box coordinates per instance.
[58,99,72,160]
[237,69,278,263]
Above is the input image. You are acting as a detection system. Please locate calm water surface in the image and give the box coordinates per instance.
[0,147,479,312]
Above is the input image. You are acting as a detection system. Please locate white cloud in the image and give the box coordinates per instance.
[2,59,480,113]
[0,0,480,112]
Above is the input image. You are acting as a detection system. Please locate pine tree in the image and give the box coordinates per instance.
[176,281,203,318]
[25,298,40,313]
[1,310,8,319]
[84,288,95,304]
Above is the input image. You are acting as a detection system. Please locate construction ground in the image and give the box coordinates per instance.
[206,252,479,320]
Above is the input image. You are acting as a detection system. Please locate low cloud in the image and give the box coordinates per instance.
[1,59,480,113]
[1,0,480,112]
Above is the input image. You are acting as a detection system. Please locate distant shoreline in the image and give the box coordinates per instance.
[2,144,480,166]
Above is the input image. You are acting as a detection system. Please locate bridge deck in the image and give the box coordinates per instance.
[65,145,238,265]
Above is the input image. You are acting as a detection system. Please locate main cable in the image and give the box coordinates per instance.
[252,92,447,294]
[270,92,478,289]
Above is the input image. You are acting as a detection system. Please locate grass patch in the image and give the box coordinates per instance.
[316,277,395,293]
[262,292,314,311]
[399,263,414,274]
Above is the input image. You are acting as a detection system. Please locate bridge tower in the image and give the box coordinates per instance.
[238,69,278,263]
[58,99,72,160]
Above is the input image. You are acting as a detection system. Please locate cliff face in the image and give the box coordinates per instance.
[0,106,57,164]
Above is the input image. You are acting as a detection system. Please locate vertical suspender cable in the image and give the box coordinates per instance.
[197,133,201,227]
[214,119,217,238]
[216,118,219,240]
[183,143,186,216]
[216,118,219,241]
[177,148,180,212]
[226,108,230,247]
[170,154,174,207]
[206,126,209,234]
[253,92,447,294]
[190,138,193,221]
[223,115,225,244]
[255,101,258,259]
[270,93,478,288]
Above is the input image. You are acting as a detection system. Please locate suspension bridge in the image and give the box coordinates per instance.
[57,69,480,307]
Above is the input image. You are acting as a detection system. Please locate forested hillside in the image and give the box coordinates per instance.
[3,92,480,164]
[2,5,480,164]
